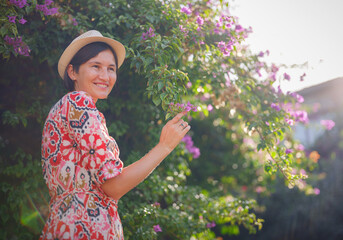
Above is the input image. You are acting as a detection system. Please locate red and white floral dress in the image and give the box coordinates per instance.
[40,91,124,240]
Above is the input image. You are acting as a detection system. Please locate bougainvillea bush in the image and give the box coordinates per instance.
[0,0,324,239]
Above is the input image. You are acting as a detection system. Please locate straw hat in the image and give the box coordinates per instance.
[58,30,126,79]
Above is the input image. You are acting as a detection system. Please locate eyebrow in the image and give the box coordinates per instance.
[89,61,116,67]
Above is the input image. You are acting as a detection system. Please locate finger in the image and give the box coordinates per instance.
[170,111,188,124]
[179,121,188,128]
[182,125,191,133]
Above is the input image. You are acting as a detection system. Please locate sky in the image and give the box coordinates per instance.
[230,0,343,92]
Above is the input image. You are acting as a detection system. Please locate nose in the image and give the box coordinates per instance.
[99,67,109,80]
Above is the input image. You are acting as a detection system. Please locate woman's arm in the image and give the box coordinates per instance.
[101,111,190,200]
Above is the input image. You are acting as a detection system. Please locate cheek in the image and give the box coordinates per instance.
[110,74,117,84]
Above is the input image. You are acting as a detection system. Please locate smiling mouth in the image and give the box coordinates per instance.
[94,83,108,88]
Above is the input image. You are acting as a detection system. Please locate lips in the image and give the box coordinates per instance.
[94,83,109,88]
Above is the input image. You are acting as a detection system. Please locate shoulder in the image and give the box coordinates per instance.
[65,91,97,111]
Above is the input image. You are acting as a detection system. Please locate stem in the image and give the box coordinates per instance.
[255,127,289,182]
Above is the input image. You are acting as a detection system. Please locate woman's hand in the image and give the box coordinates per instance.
[158,111,191,153]
[101,111,191,200]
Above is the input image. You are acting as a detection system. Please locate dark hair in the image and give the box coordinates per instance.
[63,42,118,91]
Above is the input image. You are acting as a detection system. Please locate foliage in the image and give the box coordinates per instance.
[0,0,323,239]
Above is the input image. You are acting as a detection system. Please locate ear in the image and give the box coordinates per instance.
[67,64,76,80]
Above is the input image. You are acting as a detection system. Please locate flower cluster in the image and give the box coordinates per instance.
[180,6,192,15]
[285,148,293,154]
[206,221,216,228]
[283,72,291,81]
[270,103,281,112]
[300,73,306,81]
[72,18,78,26]
[281,103,309,124]
[4,35,30,56]
[196,16,204,26]
[214,15,232,34]
[255,61,264,77]
[258,50,269,57]
[169,102,197,114]
[320,120,335,130]
[217,40,234,56]
[9,0,28,8]
[269,64,279,81]
[179,24,189,36]
[313,188,320,195]
[181,135,200,158]
[289,92,304,103]
[289,110,309,124]
[7,16,27,24]
[153,225,162,232]
[285,118,294,126]
[141,27,155,40]
[36,0,58,16]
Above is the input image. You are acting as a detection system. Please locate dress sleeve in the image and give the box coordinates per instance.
[63,91,123,187]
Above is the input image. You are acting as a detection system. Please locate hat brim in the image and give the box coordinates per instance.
[58,36,126,79]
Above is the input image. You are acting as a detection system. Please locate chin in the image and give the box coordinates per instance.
[97,93,110,100]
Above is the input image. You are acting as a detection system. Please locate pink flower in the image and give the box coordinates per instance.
[182,135,201,158]
[72,18,78,26]
[141,27,155,40]
[313,188,320,195]
[186,81,192,88]
[285,118,294,126]
[300,73,306,81]
[179,25,188,34]
[45,0,53,5]
[206,221,216,228]
[153,225,162,232]
[285,148,293,154]
[196,16,204,26]
[271,103,281,111]
[18,18,27,24]
[255,186,265,193]
[283,73,291,81]
[36,4,58,16]
[320,120,335,130]
[9,0,27,8]
[8,16,16,23]
[290,92,304,103]
[181,6,192,15]
[4,35,30,56]
[207,104,213,112]
[217,41,233,56]
[296,144,305,151]
[299,169,307,176]
[235,24,244,33]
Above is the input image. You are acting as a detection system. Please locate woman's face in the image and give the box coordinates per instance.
[69,49,117,103]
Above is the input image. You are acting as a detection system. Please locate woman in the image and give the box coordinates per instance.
[40,30,190,239]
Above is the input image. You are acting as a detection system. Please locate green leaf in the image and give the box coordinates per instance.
[152,94,161,106]
[264,165,272,173]
[158,81,164,91]
[165,113,172,120]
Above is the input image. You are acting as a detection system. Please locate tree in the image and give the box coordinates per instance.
[0,0,319,239]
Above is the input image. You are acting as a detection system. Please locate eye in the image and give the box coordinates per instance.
[92,65,100,69]
[109,67,116,72]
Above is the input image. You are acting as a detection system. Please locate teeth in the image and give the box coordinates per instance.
[95,83,108,88]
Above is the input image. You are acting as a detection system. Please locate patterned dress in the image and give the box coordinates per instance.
[40,91,124,240]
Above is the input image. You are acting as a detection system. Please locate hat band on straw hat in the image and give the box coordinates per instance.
[58,30,126,79]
